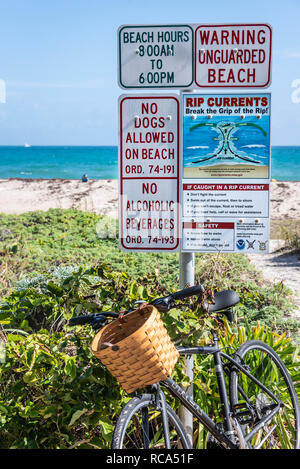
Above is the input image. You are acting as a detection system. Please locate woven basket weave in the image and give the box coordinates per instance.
[91,305,179,393]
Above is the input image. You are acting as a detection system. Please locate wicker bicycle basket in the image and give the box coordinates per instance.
[90,305,179,393]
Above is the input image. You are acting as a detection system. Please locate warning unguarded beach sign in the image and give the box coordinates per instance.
[195,24,272,88]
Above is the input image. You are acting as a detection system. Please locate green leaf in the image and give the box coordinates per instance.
[47,282,64,297]
[23,371,38,385]
[100,420,114,441]
[68,409,87,427]
[64,356,76,379]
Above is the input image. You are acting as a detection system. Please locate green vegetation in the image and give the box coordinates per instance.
[270,218,300,250]
[0,209,298,333]
[0,209,299,449]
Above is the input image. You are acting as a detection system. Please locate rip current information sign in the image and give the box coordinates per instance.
[183,93,271,179]
[181,92,270,253]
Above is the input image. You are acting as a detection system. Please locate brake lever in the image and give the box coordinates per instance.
[149,295,175,312]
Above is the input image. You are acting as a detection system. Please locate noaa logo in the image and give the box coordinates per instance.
[236,239,246,250]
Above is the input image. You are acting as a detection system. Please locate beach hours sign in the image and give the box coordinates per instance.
[119,95,181,251]
[118,25,194,88]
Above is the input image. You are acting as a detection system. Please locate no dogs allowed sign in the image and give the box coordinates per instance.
[119,95,181,251]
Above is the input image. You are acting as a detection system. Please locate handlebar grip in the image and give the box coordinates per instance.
[172,285,205,300]
[69,314,95,326]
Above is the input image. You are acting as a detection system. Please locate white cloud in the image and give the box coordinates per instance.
[275,49,300,59]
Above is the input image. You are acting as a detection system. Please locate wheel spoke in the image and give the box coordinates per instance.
[112,396,190,449]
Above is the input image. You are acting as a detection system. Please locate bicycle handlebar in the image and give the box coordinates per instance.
[68,311,119,327]
[172,285,205,300]
[68,285,205,328]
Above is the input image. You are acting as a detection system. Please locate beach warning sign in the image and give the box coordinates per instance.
[195,24,272,88]
[182,93,271,179]
[119,95,181,251]
[182,181,270,253]
[181,91,271,253]
[118,23,272,90]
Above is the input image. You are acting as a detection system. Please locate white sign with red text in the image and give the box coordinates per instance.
[119,95,181,251]
[195,24,272,88]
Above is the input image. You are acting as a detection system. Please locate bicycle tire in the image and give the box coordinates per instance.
[111,394,191,449]
[229,340,300,449]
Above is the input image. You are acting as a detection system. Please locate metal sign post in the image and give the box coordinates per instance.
[178,251,194,446]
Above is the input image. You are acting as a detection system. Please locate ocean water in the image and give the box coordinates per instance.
[0,145,299,181]
[0,146,118,180]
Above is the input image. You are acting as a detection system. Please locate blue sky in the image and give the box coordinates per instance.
[0,0,299,145]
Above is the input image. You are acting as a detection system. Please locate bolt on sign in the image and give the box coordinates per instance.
[119,95,181,251]
[118,25,194,88]
[181,92,270,254]
[195,24,272,88]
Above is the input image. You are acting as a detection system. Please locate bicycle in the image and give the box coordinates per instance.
[68,285,300,450]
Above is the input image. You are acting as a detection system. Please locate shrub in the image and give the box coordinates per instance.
[0,263,298,449]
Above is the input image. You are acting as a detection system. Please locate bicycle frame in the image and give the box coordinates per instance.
[155,332,284,449]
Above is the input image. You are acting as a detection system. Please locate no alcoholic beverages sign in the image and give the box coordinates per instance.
[119,95,181,251]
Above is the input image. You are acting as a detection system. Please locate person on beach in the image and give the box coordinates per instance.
[82,174,88,182]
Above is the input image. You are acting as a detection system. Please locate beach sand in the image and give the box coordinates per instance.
[0,178,119,218]
[0,178,299,220]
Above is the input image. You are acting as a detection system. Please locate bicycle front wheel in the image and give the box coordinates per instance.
[229,340,300,449]
[111,394,191,449]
